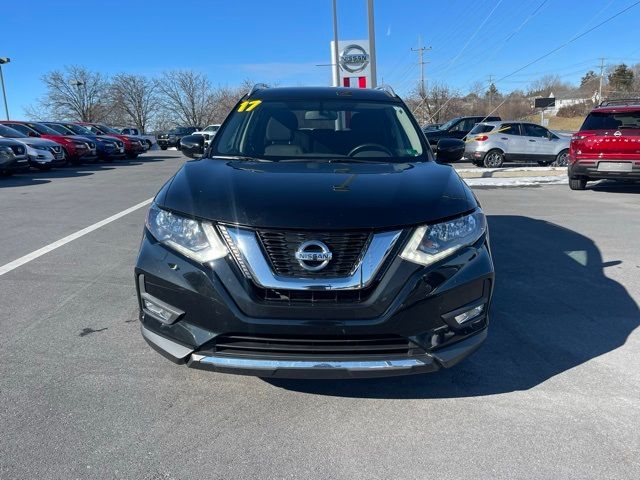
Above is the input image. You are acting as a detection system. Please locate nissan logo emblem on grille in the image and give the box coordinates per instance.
[294,240,333,272]
[339,44,370,73]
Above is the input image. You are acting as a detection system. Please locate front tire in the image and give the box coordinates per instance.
[553,149,569,167]
[145,140,153,150]
[126,153,139,159]
[483,149,504,168]
[160,146,168,151]
[569,178,587,190]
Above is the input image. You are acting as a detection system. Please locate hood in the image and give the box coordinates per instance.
[41,134,93,143]
[12,137,59,148]
[159,159,474,230]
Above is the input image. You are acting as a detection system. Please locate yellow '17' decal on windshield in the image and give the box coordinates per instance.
[237,100,262,112]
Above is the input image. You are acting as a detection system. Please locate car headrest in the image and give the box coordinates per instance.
[266,111,298,142]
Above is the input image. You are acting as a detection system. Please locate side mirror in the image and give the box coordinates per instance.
[180,134,205,159]
[435,138,465,163]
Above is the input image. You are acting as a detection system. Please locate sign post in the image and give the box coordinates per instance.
[534,97,555,128]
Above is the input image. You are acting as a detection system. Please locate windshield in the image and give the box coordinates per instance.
[213,99,426,161]
[62,123,94,135]
[438,118,460,131]
[0,124,26,138]
[26,122,62,135]
[46,123,75,135]
[581,111,640,130]
[204,125,219,132]
[169,127,191,135]
[95,124,120,135]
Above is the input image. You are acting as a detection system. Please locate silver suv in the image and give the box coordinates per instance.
[465,121,570,167]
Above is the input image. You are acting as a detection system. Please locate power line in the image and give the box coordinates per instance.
[494,0,640,85]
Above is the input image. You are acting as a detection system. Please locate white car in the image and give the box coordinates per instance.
[192,124,220,147]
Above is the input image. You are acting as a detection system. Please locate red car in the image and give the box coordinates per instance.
[568,99,640,190]
[76,123,145,159]
[0,120,98,165]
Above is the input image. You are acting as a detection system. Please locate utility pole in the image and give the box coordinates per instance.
[598,57,605,103]
[411,35,431,97]
[367,0,377,88]
[487,75,494,110]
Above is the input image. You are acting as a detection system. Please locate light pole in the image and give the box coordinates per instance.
[0,57,10,120]
[70,80,85,121]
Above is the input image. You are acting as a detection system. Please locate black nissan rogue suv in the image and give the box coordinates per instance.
[135,86,494,378]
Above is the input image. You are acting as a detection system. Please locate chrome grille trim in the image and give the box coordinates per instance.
[222,227,402,291]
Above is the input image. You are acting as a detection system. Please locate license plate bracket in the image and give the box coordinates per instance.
[597,161,632,172]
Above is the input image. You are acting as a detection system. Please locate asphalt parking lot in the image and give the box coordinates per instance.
[1,150,639,479]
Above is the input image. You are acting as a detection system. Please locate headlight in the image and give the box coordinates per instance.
[0,146,12,158]
[400,210,487,267]
[145,204,228,263]
[72,141,87,147]
[30,144,49,151]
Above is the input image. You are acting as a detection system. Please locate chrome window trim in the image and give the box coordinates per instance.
[220,226,402,291]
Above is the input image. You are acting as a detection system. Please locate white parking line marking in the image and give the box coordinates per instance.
[0,197,153,277]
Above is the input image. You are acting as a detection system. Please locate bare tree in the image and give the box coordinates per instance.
[26,66,111,122]
[208,79,253,124]
[527,74,573,97]
[155,70,215,127]
[109,74,159,133]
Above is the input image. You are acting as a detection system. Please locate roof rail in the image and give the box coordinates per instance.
[599,98,640,107]
[375,84,398,98]
[247,83,270,97]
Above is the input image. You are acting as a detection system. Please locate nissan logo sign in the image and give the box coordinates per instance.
[339,44,370,73]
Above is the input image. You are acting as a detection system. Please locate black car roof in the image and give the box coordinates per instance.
[248,86,400,102]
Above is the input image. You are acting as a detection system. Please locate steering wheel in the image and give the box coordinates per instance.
[347,143,393,157]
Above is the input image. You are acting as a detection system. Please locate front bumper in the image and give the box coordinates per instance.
[157,138,179,148]
[0,155,30,172]
[126,143,145,155]
[135,231,494,379]
[569,159,640,180]
[98,145,126,160]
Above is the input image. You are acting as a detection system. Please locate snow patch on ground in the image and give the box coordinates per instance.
[463,176,569,187]
[456,166,567,174]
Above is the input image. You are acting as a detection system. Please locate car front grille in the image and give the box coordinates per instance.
[256,230,370,278]
[202,333,424,359]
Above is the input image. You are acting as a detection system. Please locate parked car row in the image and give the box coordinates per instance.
[0,120,150,175]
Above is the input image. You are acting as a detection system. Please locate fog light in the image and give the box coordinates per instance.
[453,304,485,325]
[143,299,175,323]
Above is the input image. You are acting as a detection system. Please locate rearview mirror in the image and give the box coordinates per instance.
[180,134,205,159]
[435,138,465,163]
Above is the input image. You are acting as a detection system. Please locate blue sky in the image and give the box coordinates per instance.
[3,0,640,119]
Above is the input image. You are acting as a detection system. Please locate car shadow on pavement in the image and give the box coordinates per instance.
[266,215,640,398]
[589,181,640,194]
